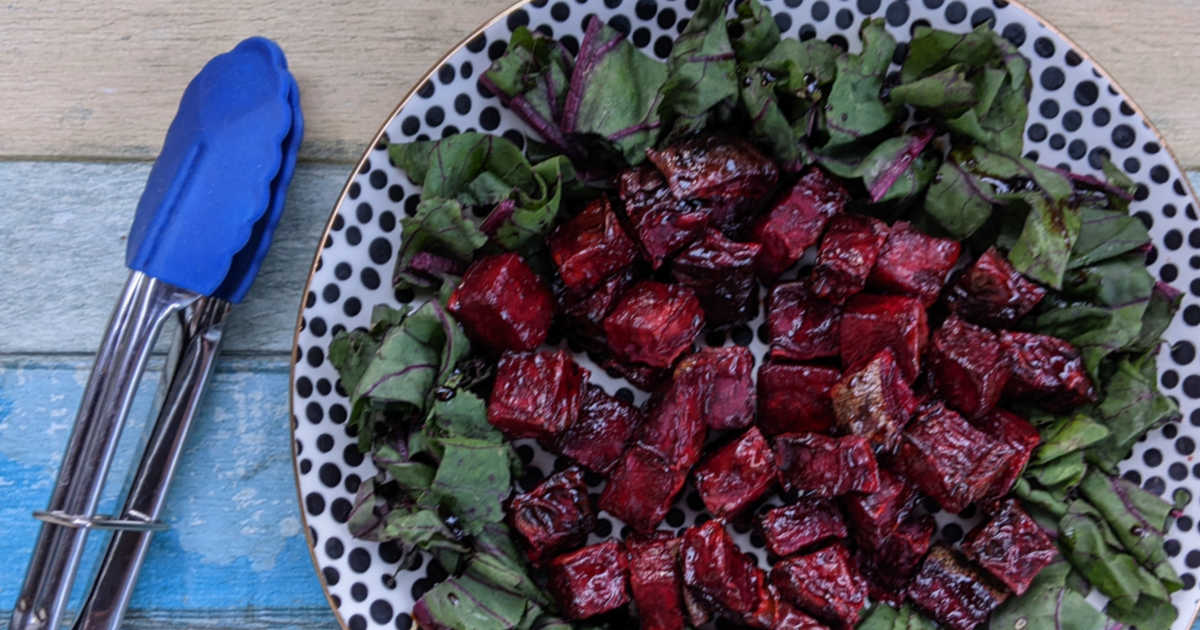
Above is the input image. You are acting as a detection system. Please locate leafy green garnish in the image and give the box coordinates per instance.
[990,561,1116,630]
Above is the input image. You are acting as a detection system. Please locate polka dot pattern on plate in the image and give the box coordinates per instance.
[291,1,1200,628]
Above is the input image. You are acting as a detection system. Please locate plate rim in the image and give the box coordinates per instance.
[286,2,1200,628]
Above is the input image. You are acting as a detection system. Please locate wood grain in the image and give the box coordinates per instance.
[0,0,1198,167]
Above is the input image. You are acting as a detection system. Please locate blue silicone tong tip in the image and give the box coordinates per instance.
[125,36,304,303]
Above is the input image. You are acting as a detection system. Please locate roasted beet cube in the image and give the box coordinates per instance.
[757,363,841,436]
[599,446,688,534]
[647,136,778,232]
[682,584,714,628]
[548,540,631,619]
[872,512,935,585]
[599,356,671,392]
[811,214,890,303]
[625,533,686,630]
[773,594,831,630]
[752,169,848,278]
[767,282,843,362]
[637,372,708,471]
[555,267,636,341]
[892,403,1010,513]
[447,252,554,352]
[774,433,880,498]
[682,521,768,619]
[487,350,587,442]
[971,409,1040,501]
[672,229,762,326]
[549,196,638,291]
[962,500,1057,596]
[760,498,848,557]
[830,350,919,451]
[869,221,962,306]
[676,346,756,430]
[558,385,641,473]
[843,468,919,550]
[771,543,868,627]
[1001,331,1097,410]
[946,247,1046,327]
[839,293,928,383]
[927,316,1012,418]
[604,281,705,368]
[508,467,596,565]
[618,166,710,268]
[909,546,1008,630]
[694,427,777,518]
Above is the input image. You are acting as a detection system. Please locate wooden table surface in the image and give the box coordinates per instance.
[1,1,1198,628]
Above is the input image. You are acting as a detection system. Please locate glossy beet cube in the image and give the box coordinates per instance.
[773,597,831,630]
[682,584,713,628]
[831,350,919,451]
[811,214,890,303]
[759,498,848,558]
[909,545,1008,630]
[1001,331,1097,410]
[637,370,708,471]
[843,468,919,551]
[447,252,554,352]
[625,533,686,630]
[771,543,868,627]
[549,196,638,291]
[927,316,1012,418]
[548,540,631,619]
[558,385,641,473]
[599,356,671,392]
[752,169,848,278]
[555,267,635,341]
[962,500,1057,596]
[599,445,688,534]
[869,221,962,306]
[618,165,710,268]
[892,403,1010,513]
[870,512,935,588]
[603,281,705,368]
[487,350,587,442]
[767,282,843,362]
[774,433,880,498]
[677,346,756,430]
[647,136,779,232]
[672,229,762,326]
[509,467,596,565]
[694,427,777,518]
[971,409,1040,501]
[757,363,841,436]
[946,247,1046,328]
[839,293,928,384]
[682,521,769,619]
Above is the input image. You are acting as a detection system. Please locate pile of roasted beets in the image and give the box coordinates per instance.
[447,137,1091,630]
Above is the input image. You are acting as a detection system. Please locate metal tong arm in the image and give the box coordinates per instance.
[72,295,230,630]
[11,271,201,630]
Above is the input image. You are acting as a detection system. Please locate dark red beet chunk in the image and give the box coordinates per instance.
[830,349,919,451]
[971,409,1040,502]
[618,166,710,268]
[771,543,868,627]
[549,196,638,291]
[682,584,713,628]
[600,356,671,392]
[892,403,1010,513]
[555,267,635,340]
[752,169,848,278]
[599,446,688,534]
[962,500,1057,596]
[558,385,641,473]
[868,512,935,590]
[487,350,587,442]
[927,316,1012,418]
[694,427,777,518]
[843,468,919,550]
[508,467,596,565]
[625,533,686,630]
[839,294,928,384]
[811,214,889,303]
[677,346,756,430]
[946,247,1046,328]
[909,546,1008,630]
[647,136,779,232]
[767,282,843,362]
[1001,331,1097,410]
[682,521,769,620]
[869,221,962,306]
[548,540,631,619]
[774,433,880,498]
[672,228,762,326]
[759,498,848,558]
[772,592,831,630]
[447,252,554,352]
[637,368,708,471]
[603,281,705,368]
[757,363,841,436]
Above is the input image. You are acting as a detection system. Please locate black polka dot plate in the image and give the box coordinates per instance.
[289,1,1200,628]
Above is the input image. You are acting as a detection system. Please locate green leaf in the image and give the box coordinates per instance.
[1006,194,1082,290]
[731,0,781,62]
[857,604,937,630]
[1024,451,1086,490]
[660,0,738,135]
[758,38,839,94]
[989,560,1113,630]
[1086,354,1180,471]
[479,27,574,152]
[490,155,575,250]
[328,329,381,396]
[413,572,543,630]
[900,24,1002,84]
[466,523,554,608]
[923,158,998,238]
[352,300,460,409]
[1068,207,1151,269]
[1129,281,1183,354]
[379,508,471,554]
[1078,469,1180,589]
[1031,414,1110,465]
[889,64,978,114]
[390,132,538,203]
[740,67,801,163]
[428,439,513,534]
[395,198,489,289]
[856,132,940,204]
[823,19,897,148]
[426,391,502,442]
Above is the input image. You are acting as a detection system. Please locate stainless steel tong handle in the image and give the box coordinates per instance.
[10,271,202,630]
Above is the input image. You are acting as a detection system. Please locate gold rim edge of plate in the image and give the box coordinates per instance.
[286,1,1200,629]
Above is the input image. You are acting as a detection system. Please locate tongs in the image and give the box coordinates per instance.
[10,37,302,630]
